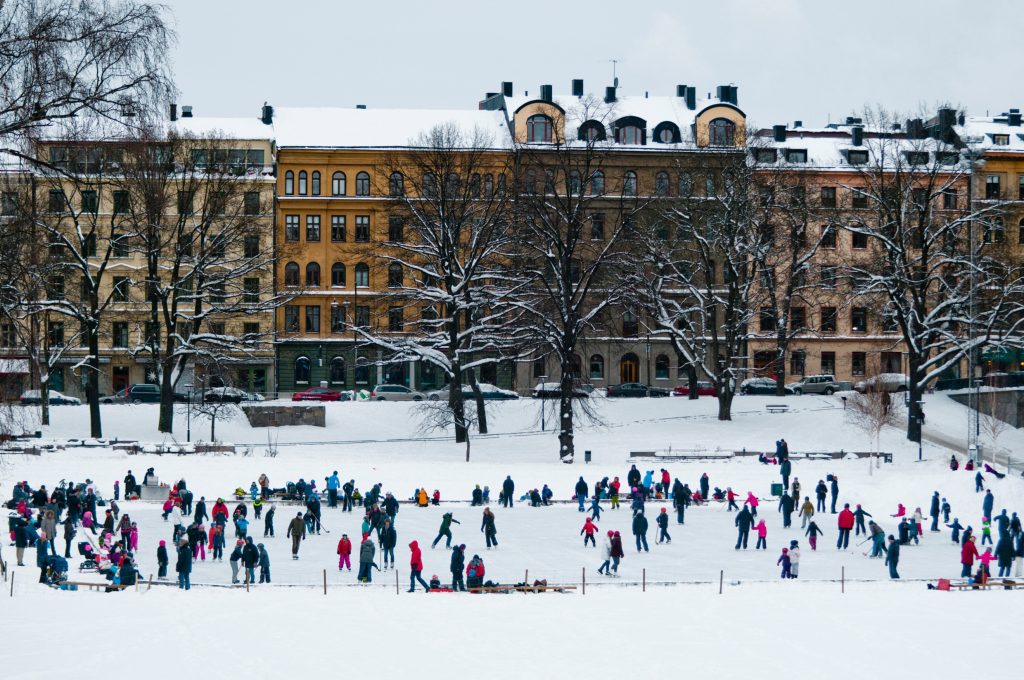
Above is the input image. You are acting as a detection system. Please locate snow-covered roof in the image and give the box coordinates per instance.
[956,113,1024,153]
[171,116,273,141]
[272,107,511,149]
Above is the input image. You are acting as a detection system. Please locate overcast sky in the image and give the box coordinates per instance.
[168,0,1021,128]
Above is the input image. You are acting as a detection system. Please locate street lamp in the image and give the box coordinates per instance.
[184,383,193,443]
[539,374,548,431]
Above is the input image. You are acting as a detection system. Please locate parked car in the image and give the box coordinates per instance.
[428,383,519,401]
[123,383,189,403]
[99,388,127,404]
[786,374,841,395]
[672,381,718,397]
[292,386,347,402]
[203,387,265,403]
[531,382,591,399]
[19,389,81,406]
[853,373,909,394]
[606,383,671,398]
[371,384,425,401]
[739,377,794,395]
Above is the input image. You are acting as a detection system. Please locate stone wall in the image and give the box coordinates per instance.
[242,405,325,427]
[949,390,1024,428]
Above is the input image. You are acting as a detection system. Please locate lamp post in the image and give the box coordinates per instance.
[539,374,548,431]
[184,383,193,443]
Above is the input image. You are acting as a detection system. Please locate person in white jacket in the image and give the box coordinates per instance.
[788,540,801,579]
[597,530,614,575]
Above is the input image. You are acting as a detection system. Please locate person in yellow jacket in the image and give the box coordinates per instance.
[417,488,429,507]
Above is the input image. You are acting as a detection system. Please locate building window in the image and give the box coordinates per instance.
[589,354,604,380]
[284,262,299,287]
[590,213,605,240]
[483,174,494,197]
[208,282,226,304]
[294,356,310,384]
[244,235,259,258]
[820,224,837,248]
[305,262,321,287]
[785,149,807,163]
[526,114,552,143]
[387,263,403,288]
[332,172,346,196]
[709,118,736,147]
[311,171,321,196]
[305,305,320,333]
[112,276,129,302]
[0,322,16,347]
[623,171,637,197]
[355,215,370,242]
[992,134,1010,146]
[47,190,65,214]
[851,307,867,333]
[285,214,299,242]
[306,215,320,242]
[618,125,643,145]
[791,307,806,330]
[355,305,370,328]
[820,266,837,289]
[852,231,868,249]
[852,189,868,208]
[579,120,606,142]
[355,262,369,288]
[851,352,866,376]
[759,307,777,332]
[387,307,403,332]
[284,306,299,333]
[388,216,404,242]
[654,354,670,380]
[790,350,806,376]
[820,187,836,207]
[81,190,98,213]
[753,148,776,164]
[820,307,837,333]
[848,150,869,165]
[244,191,260,215]
[298,171,307,196]
[984,218,1005,244]
[942,189,957,209]
[388,172,404,197]
[330,357,346,385]
[655,171,670,196]
[330,304,345,333]
[285,171,294,195]
[532,356,546,378]
[622,310,638,337]
[243,278,259,304]
[208,322,225,337]
[882,352,901,373]
[112,321,128,348]
[568,170,582,196]
[1018,219,1024,245]
[330,215,346,242]
[820,351,836,375]
[331,262,346,287]
[589,171,604,195]
[986,175,1001,199]
[355,172,370,196]
[47,274,64,300]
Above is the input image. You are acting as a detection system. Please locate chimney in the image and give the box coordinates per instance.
[501,81,513,97]
[677,85,696,110]
[356,104,367,110]
[1009,108,1022,127]
[169,103,177,121]
[773,125,787,142]
[793,120,803,128]
[181,105,193,118]
[716,85,738,105]
[605,86,617,104]
[260,102,273,125]
[539,84,553,102]
[851,126,864,146]
[572,79,584,97]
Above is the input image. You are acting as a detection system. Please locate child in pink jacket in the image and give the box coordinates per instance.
[129,523,139,551]
[755,519,767,550]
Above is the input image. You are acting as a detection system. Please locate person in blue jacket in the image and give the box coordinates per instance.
[541,484,553,506]
[947,518,964,544]
[575,477,589,512]
[36,530,50,583]
[885,535,900,579]
[642,470,654,498]
[982,490,995,521]
[258,543,271,583]
[632,510,650,552]
[326,471,340,508]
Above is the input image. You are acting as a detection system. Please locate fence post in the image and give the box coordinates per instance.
[9,571,14,597]
[147,574,153,592]
[719,569,723,595]
[525,569,528,585]
[642,568,646,592]
[323,569,327,595]
[841,566,845,594]
[396,569,399,595]
[245,571,250,593]
[582,567,586,595]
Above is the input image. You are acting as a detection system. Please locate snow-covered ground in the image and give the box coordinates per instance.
[2,393,1022,678]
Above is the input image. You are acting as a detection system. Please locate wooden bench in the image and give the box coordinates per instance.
[467,584,578,593]
[947,579,1024,591]
[61,581,133,591]
[766,404,789,414]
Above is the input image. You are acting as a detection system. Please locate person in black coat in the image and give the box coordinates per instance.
[699,473,710,501]
[778,492,794,528]
[829,476,839,514]
[342,480,354,512]
[380,519,397,568]
[383,493,399,521]
[627,465,641,490]
[242,537,260,583]
[575,477,589,512]
[450,544,466,591]
[735,506,754,550]
[471,486,483,506]
[780,458,792,491]
[672,479,686,524]
[815,480,827,513]
[175,540,192,590]
[631,511,649,552]
[929,492,941,532]
[995,535,1015,577]
[655,508,671,544]
[258,543,271,583]
[502,476,515,508]
[853,505,872,536]
[157,540,169,578]
[194,497,208,526]
[885,536,900,579]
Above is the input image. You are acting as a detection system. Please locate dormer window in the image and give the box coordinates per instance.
[709,118,736,147]
[936,152,959,166]
[527,114,552,143]
[904,151,929,165]
[784,149,807,163]
[618,125,643,145]
[578,120,606,142]
[653,122,681,144]
[752,148,776,163]
[992,134,1010,146]
[848,150,869,165]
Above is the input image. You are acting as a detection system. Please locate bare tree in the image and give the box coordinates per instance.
[979,388,1012,455]
[846,384,903,454]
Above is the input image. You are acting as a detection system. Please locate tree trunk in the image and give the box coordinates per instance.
[907,359,923,443]
[210,414,216,442]
[558,367,575,462]
[687,363,699,400]
[158,360,175,433]
[468,371,487,434]
[717,389,734,421]
[40,375,50,426]
[774,348,788,397]
[86,331,102,438]
[449,360,467,444]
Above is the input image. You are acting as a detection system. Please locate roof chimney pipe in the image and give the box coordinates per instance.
[605,86,617,104]
[676,85,696,110]
[851,126,864,146]
[773,125,787,142]
[501,81,513,97]
[169,103,177,122]
[260,102,273,125]
[1009,108,1022,127]
[572,79,584,97]
[540,84,553,102]
[716,85,738,105]
[181,105,193,118]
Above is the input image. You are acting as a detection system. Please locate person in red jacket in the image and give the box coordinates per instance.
[961,535,979,578]
[609,530,624,574]
[581,517,599,547]
[337,533,352,571]
[408,540,430,592]
[660,469,671,495]
[610,477,622,509]
[212,499,229,525]
[836,503,855,549]
[726,487,738,511]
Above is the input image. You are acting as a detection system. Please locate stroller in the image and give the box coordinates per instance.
[77,541,98,571]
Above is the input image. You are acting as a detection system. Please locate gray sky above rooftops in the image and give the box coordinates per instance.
[167,0,1021,129]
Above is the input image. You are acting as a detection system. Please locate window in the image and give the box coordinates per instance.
[852,189,868,208]
[329,357,346,385]
[655,171,670,196]
[984,218,1005,244]
[589,171,604,195]
[330,304,345,333]
[311,171,321,196]
[209,322,225,337]
[905,151,929,165]
[284,262,299,287]
[911,187,928,208]
[244,191,260,215]
[330,215,346,242]
[355,215,370,242]
[112,276,129,302]
[526,114,552,143]
[285,214,299,242]
[355,172,370,196]
[709,118,736,147]
[788,350,805,376]
[422,173,438,198]
[47,274,64,300]
[820,266,837,289]
[852,231,868,249]
[243,235,259,258]
[82,233,96,257]
[936,152,959,166]
[820,351,836,375]
[388,172,404,197]
[469,173,481,198]
[851,307,867,333]
[752,148,776,164]
[305,305,320,333]
[243,278,259,304]
[649,354,668,380]
[47,190,65,214]
[387,263,403,288]
[331,262,346,287]
[542,170,554,195]
[942,189,957,209]
[0,322,15,347]
[791,307,806,330]
[388,307,403,332]
[568,170,582,196]
[1019,219,1024,245]
[848,150,869,165]
[622,310,638,337]
[785,149,807,163]
[81,190,98,213]
[297,171,307,195]
[388,216,404,242]
[882,352,901,373]
[821,224,837,248]
[986,175,1001,199]
[820,187,836,207]
[992,134,1010,146]
[579,120,606,142]
[676,173,692,197]
[355,262,369,288]
[332,172,347,196]
[589,354,604,380]
[110,190,129,215]
[483,174,494,197]
[305,262,321,287]
[590,213,605,240]
[355,305,370,328]
[112,321,128,348]
[618,125,643,145]
[284,306,300,333]
[655,123,679,143]
[623,171,637,197]
[759,307,777,332]
[305,215,320,242]
[1019,176,1024,201]
[532,356,546,378]
[820,307,837,333]
[851,352,866,376]
[705,175,716,196]
[208,282,226,305]
[210,233,227,259]
[294,356,310,384]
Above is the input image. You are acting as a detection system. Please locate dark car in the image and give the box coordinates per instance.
[531,382,590,399]
[739,378,794,395]
[19,389,81,406]
[606,383,670,398]
[292,387,347,402]
[672,381,718,397]
[126,384,160,404]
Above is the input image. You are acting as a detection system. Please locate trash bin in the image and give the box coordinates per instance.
[584,450,592,464]
[770,483,783,497]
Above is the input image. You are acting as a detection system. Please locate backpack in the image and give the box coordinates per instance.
[468,565,478,578]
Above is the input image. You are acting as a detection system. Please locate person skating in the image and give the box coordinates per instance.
[868,520,885,557]
[431,512,460,549]
[358,537,379,583]
[380,519,397,569]
[481,507,498,549]
[993,509,1010,540]
[735,504,754,550]
[806,520,823,551]
[885,535,900,579]
[62,516,75,558]
[210,524,225,560]
[789,540,801,579]
[229,539,244,583]
[502,476,515,509]
[829,475,839,514]
[975,471,984,493]
[450,544,466,591]
[995,534,1014,577]
[836,503,855,549]
[610,477,621,510]
[632,510,650,552]
[598,531,614,575]
[471,485,483,506]
[337,534,352,571]
[287,512,305,559]
[581,516,599,547]
[961,535,979,577]
[610,531,624,575]
[656,507,672,544]
[588,495,602,521]
[408,540,430,592]
[242,536,259,583]
[777,547,791,579]
[176,538,192,590]
[799,497,814,528]
[258,543,271,583]
[853,504,871,536]
[672,479,686,523]
[780,457,792,491]
[754,519,767,550]
[745,492,759,517]
[981,517,993,546]
[928,492,941,532]
[575,476,589,512]
[815,480,827,513]
[157,540,168,579]
[699,472,710,501]
[947,518,964,543]
[342,479,355,512]
[778,491,794,528]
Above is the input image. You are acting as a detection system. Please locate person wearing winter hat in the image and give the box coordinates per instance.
[229,539,244,584]
[258,543,271,583]
[287,511,305,558]
[408,540,430,592]
[656,507,672,544]
[885,535,900,579]
[597,530,614,575]
[610,530,624,574]
[788,540,801,579]
[580,516,599,547]
[777,547,791,579]
[450,544,466,591]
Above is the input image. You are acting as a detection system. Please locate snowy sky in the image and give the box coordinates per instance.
[167,0,1021,129]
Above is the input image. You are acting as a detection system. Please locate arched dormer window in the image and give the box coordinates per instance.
[709,118,737,147]
[653,121,681,144]
[332,171,346,196]
[297,171,307,195]
[526,114,553,143]
[618,125,643,145]
[284,170,294,195]
[311,171,321,196]
[578,120,607,142]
